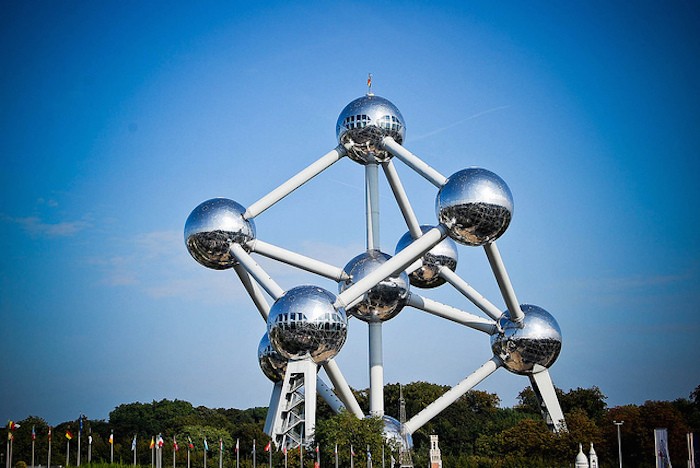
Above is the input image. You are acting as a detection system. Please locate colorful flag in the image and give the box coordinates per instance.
[48,427,52,441]
[282,446,287,455]
[334,444,337,455]
[351,445,355,456]
[219,438,223,452]
[66,430,73,440]
[234,438,239,453]
[252,439,255,454]
[367,73,372,88]
[264,441,271,452]
[150,437,155,449]
[109,432,114,445]
[315,445,319,454]
[188,437,194,450]
[157,434,164,448]
[203,438,209,452]
[79,418,83,433]
[131,435,137,452]
[7,432,13,441]
[173,436,179,452]
[32,426,36,441]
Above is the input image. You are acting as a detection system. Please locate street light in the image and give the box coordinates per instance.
[613,420,624,468]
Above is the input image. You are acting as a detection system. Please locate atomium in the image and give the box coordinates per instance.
[185,84,569,451]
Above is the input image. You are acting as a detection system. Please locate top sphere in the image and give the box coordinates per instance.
[184,198,256,270]
[490,304,562,375]
[267,285,348,364]
[395,226,459,289]
[436,168,513,246]
[336,95,405,164]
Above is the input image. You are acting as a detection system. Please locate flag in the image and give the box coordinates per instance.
[367,73,372,87]
[89,436,93,445]
[66,430,73,440]
[204,438,209,452]
[7,433,13,441]
[252,439,255,454]
[32,426,36,441]
[173,436,179,452]
[315,445,319,454]
[264,441,271,452]
[150,437,155,449]
[282,446,287,455]
[48,427,52,441]
[132,435,137,452]
[219,438,223,452]
[351,445,355,457]
[188,437,194,450]
[334,444,337,455]
[109,432,114,445]
[367,447,371,460]
[79,418,83,433]
[234,438,239,454]
[157,434,164,448]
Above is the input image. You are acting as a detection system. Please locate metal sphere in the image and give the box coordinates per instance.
[395,226,458,289]
[436,168,513,246]
[490,304,562,375]
[336,95,405,164]
[339,250,410,322]
[258,333,288,383]
[267,285,348,364]
[382,415,413,450]
[184,198,256,270]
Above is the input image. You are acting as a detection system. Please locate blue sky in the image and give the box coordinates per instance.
[1,1,699,425]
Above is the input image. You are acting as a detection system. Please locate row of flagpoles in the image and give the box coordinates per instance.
[6,421,395,468]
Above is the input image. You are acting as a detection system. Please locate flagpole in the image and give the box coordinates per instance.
[31,426,35,468]
[252,439,256,468]
[133,435,137,467]
[88,428,92,465]
[335,444,338,468]
[315,445,320,468]
[174,437,177,468]
[268,443,271,468]
[219,439,222,468]
[110,430,114,464]
[78,419,81,468]
[152,437,155,468]
[47,428,52,468]
[235,439,239,468]
[350,445,354,468]
[299,444,302,468]
[203,439,207,468]
[283,448,287,468]
[66,438,70,467]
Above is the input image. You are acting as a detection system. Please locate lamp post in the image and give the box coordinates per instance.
[613,420,624,468]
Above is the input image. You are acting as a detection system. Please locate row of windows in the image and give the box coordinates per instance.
[273,312,344,325]
[342,114,403,132]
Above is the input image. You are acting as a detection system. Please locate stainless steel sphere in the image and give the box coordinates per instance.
[490,304,562,375]
[336,95,405,164]
[258,333,288,383]
[436,168,513,246]
[267,285,348,364]
[339,250,410,322]
[382,415,413,450]
[184,198,256,270]
[395,226,458,289]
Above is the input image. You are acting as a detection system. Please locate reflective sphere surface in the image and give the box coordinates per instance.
[258,333,288,383]
[436,168,513,246]
[267,285,348,364]
[490,304,562,375]
[185,198,256,270]
[395,226,458,289]
[382,415,413,450]
[336,95,405,164]
[339,250,410,322]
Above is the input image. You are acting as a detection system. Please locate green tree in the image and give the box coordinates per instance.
[315,410,385,467]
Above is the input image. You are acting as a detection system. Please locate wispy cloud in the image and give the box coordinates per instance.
[411,105,511,141]
[8,216,91,237]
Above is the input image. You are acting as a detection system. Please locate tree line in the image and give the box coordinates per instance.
[3,383,699,468]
